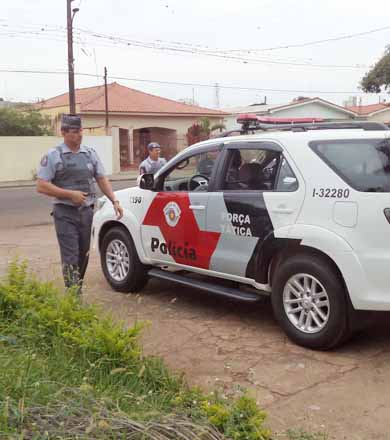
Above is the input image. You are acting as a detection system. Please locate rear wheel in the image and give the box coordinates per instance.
[101,227,148,293]
[272,253,350,350]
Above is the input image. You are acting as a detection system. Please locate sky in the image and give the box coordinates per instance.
[1,0,389,109]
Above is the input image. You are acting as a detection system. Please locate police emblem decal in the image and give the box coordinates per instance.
[163,202,181,227]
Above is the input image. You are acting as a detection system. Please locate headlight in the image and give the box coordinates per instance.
[96,197,107,210]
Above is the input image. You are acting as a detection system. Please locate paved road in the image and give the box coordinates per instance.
[0,180,136,229]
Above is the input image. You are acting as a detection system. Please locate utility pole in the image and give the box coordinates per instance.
[104,67,109,134]
[214,83,220,108]
[67,0,79,114]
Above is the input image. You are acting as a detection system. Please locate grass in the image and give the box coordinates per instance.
[285,429,329,440]
[0,261,272,439]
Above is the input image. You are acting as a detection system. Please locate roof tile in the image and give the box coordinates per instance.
[35,82,226,116]
[346,103,389,115]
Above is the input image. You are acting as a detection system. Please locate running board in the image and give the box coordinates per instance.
[148,268,266,303]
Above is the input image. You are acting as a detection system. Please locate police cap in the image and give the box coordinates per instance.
[147,142,161,151]
[61,114,82,130]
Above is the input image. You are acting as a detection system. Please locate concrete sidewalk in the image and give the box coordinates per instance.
[0,171,139,189]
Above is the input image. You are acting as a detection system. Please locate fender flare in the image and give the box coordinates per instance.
[96,208,150,263]
[277,224,367,309]
[249,224,355,285]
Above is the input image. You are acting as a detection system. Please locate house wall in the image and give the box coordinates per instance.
[223,102,355,131]
[39,105,80,133]
[271,102,354,120]
[0,135,116,183]
[81,114,224,151]
[39,109,223,150]
[223,115,241,131]
[367,109,390,123]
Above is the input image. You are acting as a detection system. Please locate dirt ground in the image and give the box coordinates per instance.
[2,223,390,440]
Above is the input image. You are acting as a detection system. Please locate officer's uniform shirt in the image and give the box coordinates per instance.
[139,156,167,175]
[37,143,106,207]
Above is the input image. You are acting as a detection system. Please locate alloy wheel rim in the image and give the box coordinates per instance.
[106,239,130,282]
[283,273,330,334]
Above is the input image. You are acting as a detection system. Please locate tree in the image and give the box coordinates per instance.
[186,122,208,146]
[186,117,227,146]
[0,108,53,136]
[361,46,390,93]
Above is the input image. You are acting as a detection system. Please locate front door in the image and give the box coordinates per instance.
[141,146,222,270]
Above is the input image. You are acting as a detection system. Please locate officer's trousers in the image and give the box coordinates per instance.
[53,203,94,291]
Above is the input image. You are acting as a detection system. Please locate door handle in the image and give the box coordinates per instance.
[272,208,294,214]
[189,205,205,211]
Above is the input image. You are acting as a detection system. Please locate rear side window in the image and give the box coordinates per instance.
[221,148,281,191]
[310,138,390,192]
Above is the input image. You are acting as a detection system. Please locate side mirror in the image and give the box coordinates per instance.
[137,173,154,190]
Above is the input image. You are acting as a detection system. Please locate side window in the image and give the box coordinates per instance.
[222,148,281,191]
[276,158,299,192]
[310,139,390,192]
[162,149,220,192]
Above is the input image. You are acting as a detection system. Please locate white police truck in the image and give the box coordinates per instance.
[92,118,390,350]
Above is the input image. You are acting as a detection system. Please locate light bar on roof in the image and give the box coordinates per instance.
[236,113,259,126]
[257,116,324,124]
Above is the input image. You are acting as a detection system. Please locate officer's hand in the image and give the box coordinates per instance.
[70,191,88,205]
[113,201,123,219]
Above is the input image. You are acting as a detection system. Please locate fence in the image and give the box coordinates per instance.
[0,132,119,183]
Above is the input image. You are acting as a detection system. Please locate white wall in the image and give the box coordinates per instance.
[367,109,390,123]
[0,135,115,183]
[223,102,355,131]
[271,102,354,120]
[87,136,113,176]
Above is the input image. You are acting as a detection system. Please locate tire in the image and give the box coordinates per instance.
[271,253,350,350]
[100,226,148,293]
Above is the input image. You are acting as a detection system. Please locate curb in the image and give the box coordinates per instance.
[0,174,138,190]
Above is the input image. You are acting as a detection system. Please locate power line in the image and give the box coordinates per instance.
[73,27,371,69]
[216,25,390,53]
[3,20,388,55]
[0,23,372,69]
[0,68,377,95]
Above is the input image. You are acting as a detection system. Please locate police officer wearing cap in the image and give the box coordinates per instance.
[139,142,167,175]
[36,114,123,292]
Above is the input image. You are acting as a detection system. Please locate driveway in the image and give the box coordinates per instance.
[1,186,390,439]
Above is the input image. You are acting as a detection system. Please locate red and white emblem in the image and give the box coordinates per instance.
[163,201,181,227]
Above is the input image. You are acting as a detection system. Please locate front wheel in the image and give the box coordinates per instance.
[101,227,148,293]
[271,254,350,350]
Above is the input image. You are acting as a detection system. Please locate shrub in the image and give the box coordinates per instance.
[0,261,272,439]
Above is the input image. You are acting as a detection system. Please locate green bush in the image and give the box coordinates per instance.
[0,261,272,439]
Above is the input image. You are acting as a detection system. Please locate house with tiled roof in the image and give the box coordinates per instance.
[35,82,226,167]
[345,102,390,124]
[223,97,357,130]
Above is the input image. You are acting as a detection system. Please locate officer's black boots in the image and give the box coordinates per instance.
[63,264,83,295]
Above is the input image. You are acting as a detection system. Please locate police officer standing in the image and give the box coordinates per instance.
[36,114,123,292]
[139,142,167,174]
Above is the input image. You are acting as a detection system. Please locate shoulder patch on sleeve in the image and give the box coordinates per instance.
[40,154,48,167]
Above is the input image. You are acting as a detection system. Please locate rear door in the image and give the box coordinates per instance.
[206,141,305,282]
